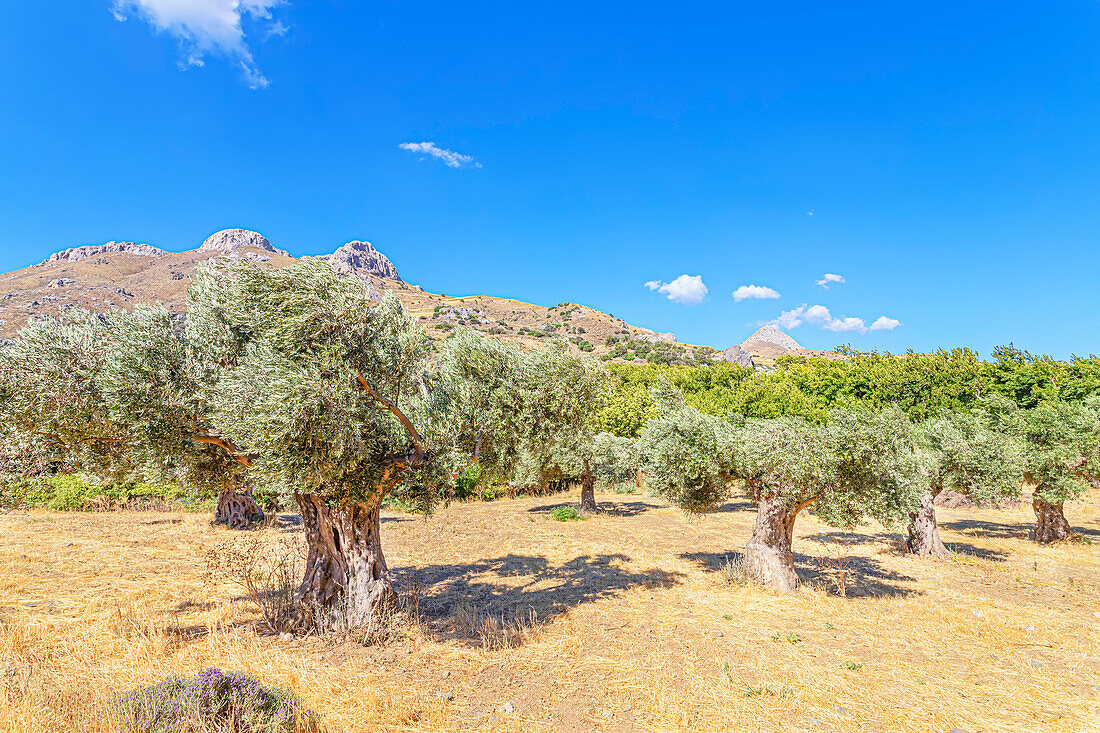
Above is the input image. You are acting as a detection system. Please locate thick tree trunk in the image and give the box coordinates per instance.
[214,486,263,530]
[635,469,646,492]
[294,493,396,632]
[1033,493,1071,544]
[907,485,947,558]
[744,486,801,591]
[579,472,598,513]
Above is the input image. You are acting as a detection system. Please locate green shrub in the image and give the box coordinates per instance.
[5,475,195,511]
[550,505,584,521]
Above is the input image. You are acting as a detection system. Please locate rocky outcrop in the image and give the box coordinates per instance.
[199,229,288,257]
[714,344,755,368]
[45,242,166,264]
[321,240,402,281]
[634,331,677,344]
[741,325,803,352]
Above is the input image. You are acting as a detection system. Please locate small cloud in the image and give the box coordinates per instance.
[869,316,901,331]
[732,284,780,302]
[112,0,284,89]
[645,274,708,305]
[816,273,845,288]
[807,209,815,216]
[399,142,482,169]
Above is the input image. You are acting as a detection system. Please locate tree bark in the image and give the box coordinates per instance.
[1033,493,1071,544]
[744,483,804,591]
[906,485,947,558]
[634,469,646,492]
[214,486,263,530]
[579,471,598,513]
[293,493,396,632]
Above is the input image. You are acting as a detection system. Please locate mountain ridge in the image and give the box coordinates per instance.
[0,229,819,366]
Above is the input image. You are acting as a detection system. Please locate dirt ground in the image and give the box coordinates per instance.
[1,489,1098,733]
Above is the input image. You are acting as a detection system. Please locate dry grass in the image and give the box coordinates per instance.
[1,491,1098,733]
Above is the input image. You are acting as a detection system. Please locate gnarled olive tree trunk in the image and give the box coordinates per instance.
[906,484,947,558]
[214,485,263,530]
[579,461,598,513]
[744,482,806,591]
[1033,492,1071,544]
[294,493,396,631]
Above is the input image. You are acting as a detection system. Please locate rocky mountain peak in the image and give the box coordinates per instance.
[321,240,402,282]
[199,229,288,257]
[44,241,167,264]
[742,325,803,351]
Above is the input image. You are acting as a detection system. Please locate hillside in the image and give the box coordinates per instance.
[0,229,825,367]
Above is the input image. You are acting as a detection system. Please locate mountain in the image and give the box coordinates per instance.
[0,229,818,365]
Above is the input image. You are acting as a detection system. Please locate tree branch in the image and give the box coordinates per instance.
[193,432,255,468]
[356,374,426,460]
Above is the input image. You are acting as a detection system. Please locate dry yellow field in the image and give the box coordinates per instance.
[1,490,1098,733]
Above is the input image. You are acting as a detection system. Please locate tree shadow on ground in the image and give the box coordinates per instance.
[941,518,1100,541]
[393,553,683,647]
[526,501,656,517]
[680,549,921,598]
[802,530,1011,562]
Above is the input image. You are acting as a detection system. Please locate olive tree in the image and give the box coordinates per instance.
[0,307,248,504]
[908,409,1022,557]
[995,397,1100,543]
[1,260,457,629]
[639,387,923,591]
[511,341,609,510]
[187,260,455,627]
[591,432,639,491]
[442,332,609,510]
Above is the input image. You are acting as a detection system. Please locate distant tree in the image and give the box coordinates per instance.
[441,331,609,510]
[639,385,923,590]
[590,432,639,490]
[508,341,610,511]
[909,408,1022,557]
[994,396,1100,543]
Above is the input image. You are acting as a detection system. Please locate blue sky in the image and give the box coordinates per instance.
[1,2,1098,357]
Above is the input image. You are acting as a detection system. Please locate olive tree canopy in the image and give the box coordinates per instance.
[639,385,923,590]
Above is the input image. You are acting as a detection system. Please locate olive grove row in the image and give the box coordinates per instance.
[1,260,1096,629]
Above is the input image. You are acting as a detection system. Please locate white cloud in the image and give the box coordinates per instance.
[111,0,283,89]
[645,274,708,305]
[823,316,867,333]
[816,273,846,288]
[732,284,780,302]
[869,316,901,331]
[768,303,868,333]
[399,142,482,169]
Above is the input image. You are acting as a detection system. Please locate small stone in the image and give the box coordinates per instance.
[622,705,633,712]
[1025,625,1036,633]
[437,692,454,702]
[279,632,293,641]
[947,729,968,733]
[601,709,614,719]
[442,671,451,678]
[832,705,848,715]
[972,610,983,618]
[500,702,515,715]
[1030,659,1042,669]
[714,631,724,638]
